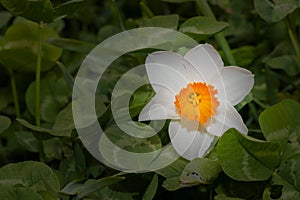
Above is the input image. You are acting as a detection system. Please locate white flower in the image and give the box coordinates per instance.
[139,44,254,161]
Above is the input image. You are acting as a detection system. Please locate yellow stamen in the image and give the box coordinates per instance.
[174,82,219,125]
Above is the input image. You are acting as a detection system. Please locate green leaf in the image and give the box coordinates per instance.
[259,99,300,143]
[0,18,62,72]
[265,55,299,76]
[254,0,300,22]
[139,15,179,30]
[53,103,74,131]
[0,11,12,29]
[0,115,11,133]
[0,0,56,23]
[179,16,228,36]
[55,0,85,19]
[180,158,220,186]
[0,185,43,200]
[263,174,300,199]
[16,118,71,137]
[0,161,60,194]
[161,0,194,3]
[25,74,70,123]
[76,177,125,199]
[47,37,95,53]
[142,174,158,200]
[156,158,188,191]
[60,179,84,195]
[14,131,39,152]
[217,129,280,181]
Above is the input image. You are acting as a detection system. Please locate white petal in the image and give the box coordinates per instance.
[184,43,223,82]
[139,88,179,121]
[145,51,204,93]
[213,66,254,106]
[206,101,248,136]
[169,120,215,160]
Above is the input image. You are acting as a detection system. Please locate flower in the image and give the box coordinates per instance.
[139,44,254,161]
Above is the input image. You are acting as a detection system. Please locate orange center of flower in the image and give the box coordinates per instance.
[174,82,220,125]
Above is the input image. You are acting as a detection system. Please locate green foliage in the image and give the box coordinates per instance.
[0,161,60,199]
[0,0,300,199]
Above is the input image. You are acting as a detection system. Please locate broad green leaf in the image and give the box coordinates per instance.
[139,15,179,30]
[76,177,125,199]
[263,174,300,199]
[0,185,43,200]
[0,161,60,193]
[53,103,74,131]
[142,174,158,200]
[161,0,194,3]
[259,99,300,143]
[217,129,279,181]
[254,0,300,22]
[179,16,228,36]
[0,19,62,72]
[161,177,182,191]
[14,131,39,152]
[17,118,71,137]
[277,156,300,191]
[0,115,11,133]
[0,0,56,23]
[47,37,95,53]
[265,55,299,76]
[180,158,220,186]
[25,74,70,123]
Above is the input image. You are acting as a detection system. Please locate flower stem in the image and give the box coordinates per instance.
[195,0,236,65]
[8,69,21,118]
[285,17,300,71]
[35,22,43,126]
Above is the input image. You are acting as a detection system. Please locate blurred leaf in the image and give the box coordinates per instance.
[179,16,228,35]
[25,74,70,123]
[53,103,74,131]
[75,177,125,199]
[17,118,71,137]
[180,158,220,186]
[47,37,95,53]
[0,0,56,23]
[139,15,179,30]
[93,186,134,200]
[0,11,12,29]
[254,0,300,22]
[259,99,300,144]
[217,129,280,181]
[161,0,194,3]
[0,18,62,72]
[263,174,300,199]
[55,0,85,19]
[14,131,39,152]
[232,46,256,67]
[265,55,299,76]
[0,115,11,133]
[60,179,84,195]
[0,185,43,200]
[0,161,60,198]
[235,93,253,111]
[142,174,158,200]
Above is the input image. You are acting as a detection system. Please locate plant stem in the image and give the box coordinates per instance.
[195,0,236,65]
[285,18,300,71]
[35,22,43,126]
[8,69,21,118]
